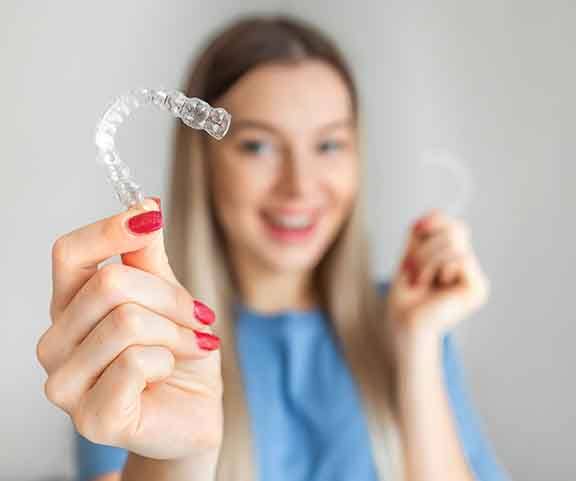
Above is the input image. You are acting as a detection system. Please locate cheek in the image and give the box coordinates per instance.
[327,162,359,209]
[211,160,270,225]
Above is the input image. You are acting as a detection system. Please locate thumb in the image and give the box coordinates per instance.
[121,197,180,286]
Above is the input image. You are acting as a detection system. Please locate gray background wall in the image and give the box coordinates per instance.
[1,1,574,480]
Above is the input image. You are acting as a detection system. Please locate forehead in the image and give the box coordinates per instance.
[220,59,353,134]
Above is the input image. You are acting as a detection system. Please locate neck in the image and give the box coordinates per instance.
[231,254,318,314]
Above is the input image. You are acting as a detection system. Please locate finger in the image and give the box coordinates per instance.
[409,217,469,268]
[412,209,455,240]
[410,232,452,266]
[396,210,464,289]
[50,197,168,319]
[431,253,490,313]
[416,248,468,287]
[397,231,449,286]
[120,197,179,286]
[46,303,217,408]
[437,259,461,285]
[73,345,174,446]
[413,209,469,241]
[42,264,215,371]
[398,209,447,270]
[458,252,490,302]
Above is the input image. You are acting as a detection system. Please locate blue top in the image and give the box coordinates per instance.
[74,281,510,481]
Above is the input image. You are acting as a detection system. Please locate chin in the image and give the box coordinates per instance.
[262,240,330,274]
[268,255,318,274]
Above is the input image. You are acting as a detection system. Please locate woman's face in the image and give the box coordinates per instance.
[207,59,359,275]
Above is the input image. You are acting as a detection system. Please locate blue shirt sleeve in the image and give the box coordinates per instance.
[442,333,511,481]
[74,428,128,481]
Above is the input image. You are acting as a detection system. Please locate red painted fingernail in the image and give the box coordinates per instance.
[127,210,163,234]
[194,300,215,325]
[414,217,429,234]
[403,258,419,285]
[402,257,414,272]
[194,330,220,350]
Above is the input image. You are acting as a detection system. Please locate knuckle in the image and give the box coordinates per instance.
[108,303,142,340]
[117,345,147,374]
[44,373,70,411]
[101,216,120,244]
[453,220,470,239]
[447,222,470,251]
[51,234,73,266]
[172,285,193,314]
[95,263,128,299]
[36,330,51,370]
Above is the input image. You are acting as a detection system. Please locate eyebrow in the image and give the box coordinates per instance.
[230,118,354,136]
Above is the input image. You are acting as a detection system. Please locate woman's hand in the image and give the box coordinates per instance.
[388,209,487,481]
[36,198,223,461]
[385,209,491,338]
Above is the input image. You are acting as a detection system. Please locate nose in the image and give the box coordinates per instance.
[276,149,315,198]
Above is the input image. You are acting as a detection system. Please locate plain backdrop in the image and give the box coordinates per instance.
[1,1,574,480]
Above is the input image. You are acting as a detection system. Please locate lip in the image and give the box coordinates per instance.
[263,207,320,217]
[260,209,321,244]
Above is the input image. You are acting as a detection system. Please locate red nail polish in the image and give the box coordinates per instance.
[402,257,413,272]
[194,300,215,325]
[127,210,163,234]
[194,330,220,350]
[414,218,428,234]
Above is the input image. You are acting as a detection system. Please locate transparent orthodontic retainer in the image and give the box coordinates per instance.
[95,88,231,209]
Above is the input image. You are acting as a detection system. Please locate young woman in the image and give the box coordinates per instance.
[37,15,510,481]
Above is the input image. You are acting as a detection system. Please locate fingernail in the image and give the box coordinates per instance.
[403,258,419,285]
[127,210,163,234]
[194,300,215,325]
[414,218,428,234]
[408,264,419,285]
[194,330,220,350]
[402,257,414,272]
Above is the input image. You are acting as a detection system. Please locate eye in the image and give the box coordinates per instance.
[238,139,274,155]
[317,139,345,154]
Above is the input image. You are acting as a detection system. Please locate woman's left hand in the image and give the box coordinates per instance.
[385,209,491,337]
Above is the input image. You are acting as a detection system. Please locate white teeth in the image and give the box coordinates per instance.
[267,214,313,229]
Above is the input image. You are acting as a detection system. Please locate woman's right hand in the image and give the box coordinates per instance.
[36,198,223,461]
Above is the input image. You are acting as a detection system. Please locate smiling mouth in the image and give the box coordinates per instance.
[261,210,320,242]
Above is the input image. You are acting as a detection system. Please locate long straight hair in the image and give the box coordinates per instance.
[165,15,403,481]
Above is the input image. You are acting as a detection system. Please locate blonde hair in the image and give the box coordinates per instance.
[165,14,404,481]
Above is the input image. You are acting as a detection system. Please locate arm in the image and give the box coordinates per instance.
[441,333,511,481]
[120,450,220,481]
[381,209,511,480]
[75,428,220,481]
[396,329,476,481]
[394,330,511,481]
[380,278,472,478]
[94,475,120,481]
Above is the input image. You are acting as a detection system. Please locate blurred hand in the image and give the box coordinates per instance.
[385,209,490,337]
[36,198,223,460]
